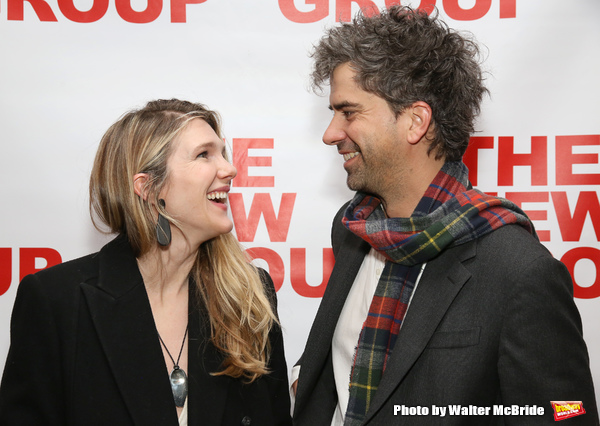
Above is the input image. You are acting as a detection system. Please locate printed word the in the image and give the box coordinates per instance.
[464,135,600,187]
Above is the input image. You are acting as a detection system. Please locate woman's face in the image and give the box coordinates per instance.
[159,118,237,246]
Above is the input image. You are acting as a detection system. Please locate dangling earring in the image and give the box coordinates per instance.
[156,199,171,246]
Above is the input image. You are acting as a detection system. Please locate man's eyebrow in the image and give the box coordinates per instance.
[329,101,361,111]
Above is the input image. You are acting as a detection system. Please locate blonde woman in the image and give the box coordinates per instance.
[0,99,292,425]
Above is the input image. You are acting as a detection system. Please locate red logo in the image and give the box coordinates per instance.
[551,401,586,421]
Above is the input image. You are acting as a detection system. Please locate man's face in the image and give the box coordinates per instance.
[323,63,411,202]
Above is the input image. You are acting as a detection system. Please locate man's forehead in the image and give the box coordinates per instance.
[331,62,358,84]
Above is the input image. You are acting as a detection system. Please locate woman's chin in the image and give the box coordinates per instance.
[207,220,234,240]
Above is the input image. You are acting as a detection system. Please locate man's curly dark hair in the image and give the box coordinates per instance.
[310,6,488,162]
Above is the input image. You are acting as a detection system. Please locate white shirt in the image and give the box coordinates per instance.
[178,398,188,426]
[290,249,426,425]
[329,248,386,425]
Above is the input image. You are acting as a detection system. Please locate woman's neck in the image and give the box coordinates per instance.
[136,237,197,301]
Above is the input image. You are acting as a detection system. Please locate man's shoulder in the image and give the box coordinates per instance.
[465,224,566,285]
[477,224,549,257]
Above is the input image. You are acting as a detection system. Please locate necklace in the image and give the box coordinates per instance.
[158,325,189,407]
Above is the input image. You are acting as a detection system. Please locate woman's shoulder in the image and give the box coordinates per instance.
[17,251,100,302]
[14,235,137,317]
[256,267,274,287]
[36,251,100,280]
[26,234,132,290]
[255,267,277,304]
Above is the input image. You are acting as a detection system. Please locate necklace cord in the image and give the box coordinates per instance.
[158,325,189,368]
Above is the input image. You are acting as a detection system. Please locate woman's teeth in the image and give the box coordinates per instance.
[207,192,227,202]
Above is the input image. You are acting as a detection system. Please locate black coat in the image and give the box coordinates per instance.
[293,205,598,425]
[0,235,292,426]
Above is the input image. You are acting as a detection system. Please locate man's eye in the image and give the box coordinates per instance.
[342,110,355,118]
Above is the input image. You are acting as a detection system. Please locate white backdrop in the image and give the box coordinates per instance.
[1,0,599,405]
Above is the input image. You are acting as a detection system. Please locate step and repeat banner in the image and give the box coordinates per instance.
[1,0,599,402]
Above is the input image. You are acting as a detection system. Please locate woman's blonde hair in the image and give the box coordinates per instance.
[89,99,277,381]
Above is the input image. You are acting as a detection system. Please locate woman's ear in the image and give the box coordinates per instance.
[406,101,433,145]
[133,173,149,200]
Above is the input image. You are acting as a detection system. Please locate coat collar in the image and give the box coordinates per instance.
[93,234,145,298]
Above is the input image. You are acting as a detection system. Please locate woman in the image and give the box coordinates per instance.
[0,99,292,425]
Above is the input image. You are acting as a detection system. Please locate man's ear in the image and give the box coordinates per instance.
[133,173,149,200]
[406,101,433,145]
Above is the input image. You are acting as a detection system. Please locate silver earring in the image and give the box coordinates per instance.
[156,199,171,246]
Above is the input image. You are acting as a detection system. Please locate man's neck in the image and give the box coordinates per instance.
[382,157,446,218]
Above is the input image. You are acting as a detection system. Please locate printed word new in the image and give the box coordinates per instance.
[4,0,205,22]
[279,0,517,23]
[478,190,600,243]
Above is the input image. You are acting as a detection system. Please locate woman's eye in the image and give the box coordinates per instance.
[197,151,208,159]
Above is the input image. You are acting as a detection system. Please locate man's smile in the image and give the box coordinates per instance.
[343,151,360,162]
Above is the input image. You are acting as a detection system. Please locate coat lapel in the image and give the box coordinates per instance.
[80,236,179,426]
[295,229,370,414]
[186,297,230,425]
[364,241,477,422]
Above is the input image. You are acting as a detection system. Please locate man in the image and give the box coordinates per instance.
[292,6,598,426]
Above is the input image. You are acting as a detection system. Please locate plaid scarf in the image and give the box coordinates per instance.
[343,161,534,425]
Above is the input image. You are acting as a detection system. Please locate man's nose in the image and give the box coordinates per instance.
[322,116,346,146]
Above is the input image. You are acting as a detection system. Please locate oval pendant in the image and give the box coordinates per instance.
[170,367,188,407]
